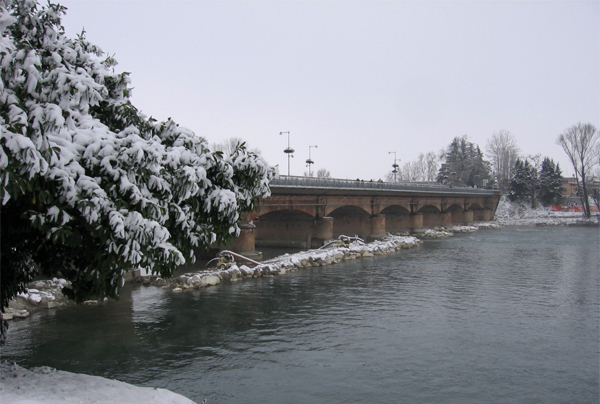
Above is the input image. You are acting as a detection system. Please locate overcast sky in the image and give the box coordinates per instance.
[58,0,599,180]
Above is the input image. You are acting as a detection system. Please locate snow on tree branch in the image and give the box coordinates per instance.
[0,0,273,341]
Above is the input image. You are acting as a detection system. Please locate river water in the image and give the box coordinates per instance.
[2,226,599,404]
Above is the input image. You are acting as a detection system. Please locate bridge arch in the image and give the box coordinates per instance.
[328,205,371,239]
[445,204,464,212]
[468,203,490,221]
[417,205,444,228]
[443,203,467,225]
[381,205,411,233]
[254,209,315,248]
[418,205,441,213]
[249,201,316,221]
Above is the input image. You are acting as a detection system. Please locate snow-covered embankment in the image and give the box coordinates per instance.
[140,234,423,291]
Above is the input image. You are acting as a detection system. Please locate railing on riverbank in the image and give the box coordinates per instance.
[271,175,500,195]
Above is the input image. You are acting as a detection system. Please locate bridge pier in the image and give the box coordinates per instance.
[368,214,386,241]
[463,210,473,224]
[422,212,443,228]
[385,214,411,234]
[254,211,313,248]
[311,217,334,248]
[332,216,371,240]
[228,223,262,259]
[441,212,452,226]
[410,213,423,232]
[484,209,492,221]
[472,209,492,221]
[450,211,464,224]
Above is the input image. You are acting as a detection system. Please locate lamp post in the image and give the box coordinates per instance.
[306,145,317,177]
[280,131,293,176]
[389,151,400,182]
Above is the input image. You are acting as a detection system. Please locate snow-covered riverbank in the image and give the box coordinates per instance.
[493,197,599,227]
[137,234,423,291]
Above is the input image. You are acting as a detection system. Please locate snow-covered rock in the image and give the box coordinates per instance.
[7,278,73,317]
[202,275,221,286]
[421,229,454,238]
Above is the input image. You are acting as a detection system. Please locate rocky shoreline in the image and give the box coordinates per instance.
[3,234,422,321]
[136,234,423,291]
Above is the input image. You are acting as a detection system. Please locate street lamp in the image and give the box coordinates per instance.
[389,151,400,182]
[306,145,317,177]
[280,131,293,176]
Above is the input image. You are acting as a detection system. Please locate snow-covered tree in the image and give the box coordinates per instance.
[507,155,562,208]
[508,158,538,207]
[538,157,564,206]
[0,0,272,341]
[437,136,494,188]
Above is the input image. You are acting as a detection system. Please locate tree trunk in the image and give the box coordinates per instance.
[573,173,591,218]
[580,172,591,218]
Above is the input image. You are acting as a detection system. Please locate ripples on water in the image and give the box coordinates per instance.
[2,226,599,404]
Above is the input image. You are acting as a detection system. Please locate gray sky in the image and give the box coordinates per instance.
[58,0,599,180]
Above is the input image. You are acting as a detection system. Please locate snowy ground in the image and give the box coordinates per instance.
[2,198,596,404]
[0,362,197,404]
[493,197,599,226]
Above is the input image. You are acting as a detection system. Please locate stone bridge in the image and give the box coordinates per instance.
[230,176,501,255]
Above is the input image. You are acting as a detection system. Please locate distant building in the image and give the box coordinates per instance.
[561,176,600,197]
[561,177,579,196]
[559,177,600,210]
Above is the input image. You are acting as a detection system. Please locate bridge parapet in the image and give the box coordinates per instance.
[271,176,499,196]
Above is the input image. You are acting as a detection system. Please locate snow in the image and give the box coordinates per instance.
[1,1,272,301]
[493,197,599,226]
[0,362,197,404]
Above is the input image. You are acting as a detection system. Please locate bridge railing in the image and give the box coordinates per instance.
[270,176,499,195]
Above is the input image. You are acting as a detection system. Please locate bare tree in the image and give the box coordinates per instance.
[415,153,427,181]
[400,161,420,181]
[385,151,438,182]
[486,130,520,190]
[556,123,600,217]
[316,168,331,178]
[425,151,438,181]
[212,137,261,156]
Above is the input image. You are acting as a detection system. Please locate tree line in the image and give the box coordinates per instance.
[384,126,599,217]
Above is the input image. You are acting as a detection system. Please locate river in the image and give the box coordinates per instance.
[2,226,598,404]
